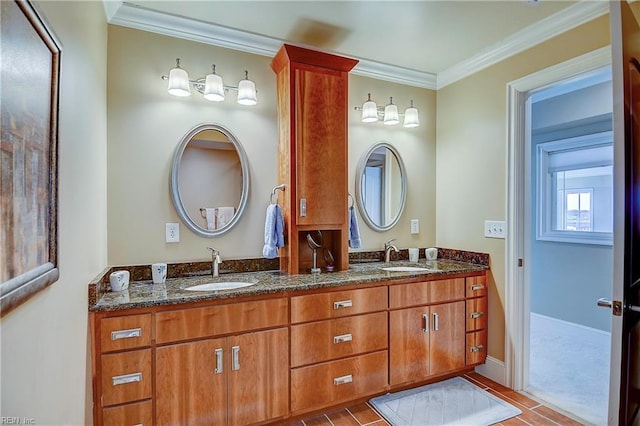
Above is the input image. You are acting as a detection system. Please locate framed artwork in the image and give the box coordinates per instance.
[0,0,61,317]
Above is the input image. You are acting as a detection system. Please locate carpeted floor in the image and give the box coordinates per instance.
[528,313,610,426]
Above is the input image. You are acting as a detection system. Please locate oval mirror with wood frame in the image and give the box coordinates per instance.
[355,142,407,232]
[170,123,250,237]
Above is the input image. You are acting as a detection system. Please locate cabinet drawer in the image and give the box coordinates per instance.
[291,312,388,367]
[466,330,487,366]
[102,400,152,426]
[291,286,387,323]
[466,297,487,332]
[101,349,152,406]
[291,351,388,413]
[389,278,465,309]
[466,275,487,298]
[100,314,152,353]
[156,298,288,344]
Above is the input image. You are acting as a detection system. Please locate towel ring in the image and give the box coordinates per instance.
[270,184,285,204]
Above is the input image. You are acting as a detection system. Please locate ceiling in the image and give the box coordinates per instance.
[106,1,609,89]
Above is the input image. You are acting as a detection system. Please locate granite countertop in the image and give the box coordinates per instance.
[90,259,488,312]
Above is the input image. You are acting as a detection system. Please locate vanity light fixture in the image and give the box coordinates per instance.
[354,93,419,127]
[162,58,258,106]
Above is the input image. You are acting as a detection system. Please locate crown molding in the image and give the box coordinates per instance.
[106,1,606,91]
[436,1,609,89]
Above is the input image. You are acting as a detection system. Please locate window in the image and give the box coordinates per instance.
[537,132,613,245]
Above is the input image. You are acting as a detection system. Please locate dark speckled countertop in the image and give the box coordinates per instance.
[90,259,488,312]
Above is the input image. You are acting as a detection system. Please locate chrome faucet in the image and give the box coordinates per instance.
[207,247,222,278]
[384,239,399,263]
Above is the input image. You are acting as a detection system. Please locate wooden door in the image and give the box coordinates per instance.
[390,306,430,386]
[294,66,347,226]
[429,301,466,375]
[227,328,289,426]
[156,338,227,426]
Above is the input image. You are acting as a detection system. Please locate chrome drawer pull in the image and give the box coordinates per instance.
[471,284,485,291]
[422,313,429,333]
[112,372,142,386]
[470,311,484,319]
[111,328,142,340]
[333,299,353,309]
[470,344,484,353]
[333,374,353,386]
[232,346,240,371]
[333,333,353,344]
[214,348,223,374]
[433,313,439,331]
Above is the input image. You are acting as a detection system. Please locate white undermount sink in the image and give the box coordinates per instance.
[185,281,257,291]
[381,266,431,272]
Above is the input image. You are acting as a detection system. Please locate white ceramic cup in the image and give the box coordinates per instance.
[109,270,130,291]
[408,248,419,262]
[425,247,438,261]
[152,263,167,284]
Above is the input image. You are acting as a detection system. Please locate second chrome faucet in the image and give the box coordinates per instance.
[384,238,399,263]
[207,247,222,277]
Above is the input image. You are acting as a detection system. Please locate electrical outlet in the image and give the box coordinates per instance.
[165,223,180,243]
[410,219,420,234]
[484,220,507,239]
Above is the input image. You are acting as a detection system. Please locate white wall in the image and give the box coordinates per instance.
[107,25,436,266]
[0,1,108,424]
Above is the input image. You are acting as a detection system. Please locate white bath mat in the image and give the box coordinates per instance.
[370,377,522,426]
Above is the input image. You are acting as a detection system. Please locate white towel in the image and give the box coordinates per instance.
[349,206,361,249]
[263,204,284,259]
[205,208,216,230]
[216,207,235,229]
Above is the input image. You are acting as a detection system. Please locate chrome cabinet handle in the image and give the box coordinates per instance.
[470,344,484,353]
[300,198,307,217]
[471,284,485,291]
[214,348,223,374]
[422,313,429,333]
[433,313,439,331]
[111,328,142,340]
[112,372,142,386]
[333,333,353,344]
[333,374,353,385]
[333,299,353,309]
[232,346,240,371]
[470,311,484,319]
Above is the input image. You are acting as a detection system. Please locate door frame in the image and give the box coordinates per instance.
[504,46,612,391]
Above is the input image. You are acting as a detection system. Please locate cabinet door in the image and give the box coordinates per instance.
[228,328,289,426]
[429,301,466,375]
[156,338,227,426]
[390,307,430,386]
[294,67,347,225]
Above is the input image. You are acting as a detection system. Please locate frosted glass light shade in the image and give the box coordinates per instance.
[403,106,420,128]
[383,102,399,125]
[167,65,191,97]
[362,99,378,122]
[237,76,257,106]
[203,72,225,102]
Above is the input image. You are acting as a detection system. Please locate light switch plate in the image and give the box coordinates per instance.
[166,223,180,243]
[410,219,420,234]
[484,220,506,239]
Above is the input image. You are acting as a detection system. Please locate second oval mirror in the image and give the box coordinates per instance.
[355,142,406,232]
[170,124,250,237]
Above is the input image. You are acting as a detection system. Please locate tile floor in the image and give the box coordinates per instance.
[286,372,584,426]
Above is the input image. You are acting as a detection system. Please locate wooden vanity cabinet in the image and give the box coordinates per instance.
[271,44,358,274]
[465,275,488,365]
[389,279,466,386]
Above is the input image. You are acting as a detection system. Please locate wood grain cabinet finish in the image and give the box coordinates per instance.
[466,330,487,365]
[291,286,387,323]
[101,349,152,407]
[465,275,488,366]
[466,275,487,298]
[290,350,388,413]
[102,400,152,426]
[466,296,488,332]
[100,314,151,353]
[389,278,465,309]
[291,311,388,367]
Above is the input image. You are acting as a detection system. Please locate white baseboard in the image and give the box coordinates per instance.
[474,356,506,387]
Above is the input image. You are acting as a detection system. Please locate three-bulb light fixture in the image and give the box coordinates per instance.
[355,93,419,128]
[162,58,258,106]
